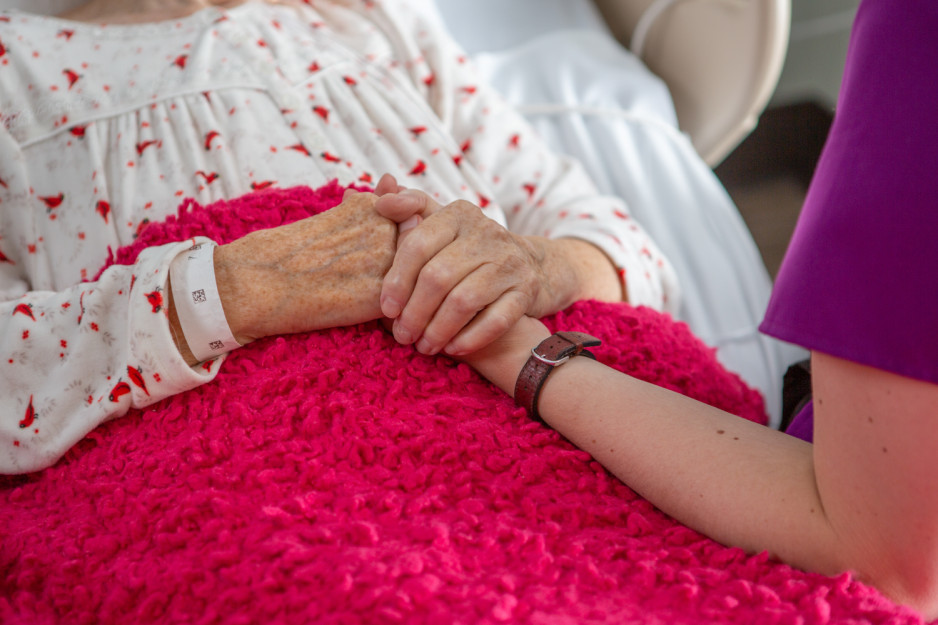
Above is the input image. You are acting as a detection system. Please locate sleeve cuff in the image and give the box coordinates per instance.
[128,237,227,408]
[548,199,682,314]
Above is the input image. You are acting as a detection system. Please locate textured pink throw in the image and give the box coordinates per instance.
[0,183,927,624]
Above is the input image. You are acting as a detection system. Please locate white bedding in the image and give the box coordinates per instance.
[433,0,612,51]
[432,0,805,426]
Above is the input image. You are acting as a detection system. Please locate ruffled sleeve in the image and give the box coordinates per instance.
[0,128,223,474]
[351,0,681,311]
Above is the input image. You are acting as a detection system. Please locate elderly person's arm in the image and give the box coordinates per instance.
[173,193,396,364]
[0,233,222,474]
[1,163,395,472]
[0,126,220,474]
[355,0,679,356]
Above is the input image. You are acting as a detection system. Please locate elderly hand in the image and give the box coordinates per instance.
[373,180,567,357]
[211,191,397,345]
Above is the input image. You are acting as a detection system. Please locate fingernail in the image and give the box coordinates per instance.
[395,323,413,345]
[443,342,465,357]
[381,295,402,319]
[416,338,438,355]
[397,189,425,207]
[398,215,421,234]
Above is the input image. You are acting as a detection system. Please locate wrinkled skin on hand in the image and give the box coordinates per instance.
[374,181,553,357]
[214,191,398,344]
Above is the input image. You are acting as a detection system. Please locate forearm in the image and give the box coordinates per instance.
[202,193,396,351]
[470,319,938,615]
[468,329,848,586]
[538,360,844,570]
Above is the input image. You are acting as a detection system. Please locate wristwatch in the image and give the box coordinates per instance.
[514,332,601,422]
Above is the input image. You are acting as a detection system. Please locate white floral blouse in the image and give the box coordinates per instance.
[0,0,679,473]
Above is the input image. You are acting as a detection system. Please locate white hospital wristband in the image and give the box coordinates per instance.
[169,242,241,363]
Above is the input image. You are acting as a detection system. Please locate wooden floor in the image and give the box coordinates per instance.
[714,103,833,278]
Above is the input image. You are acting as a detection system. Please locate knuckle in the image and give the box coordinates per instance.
[420,263,454,291]
[399,233,434,260]
[382,270,405,292]
[452,199,477,212]
[422,325,451,347]
[447,289,483,316]
[486,310,516,336]
[353,191,378,205]
[450,199,483,222]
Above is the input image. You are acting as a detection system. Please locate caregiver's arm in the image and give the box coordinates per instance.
[464,317,938,618]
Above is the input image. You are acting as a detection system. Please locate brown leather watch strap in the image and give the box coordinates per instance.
[514,331,601,422]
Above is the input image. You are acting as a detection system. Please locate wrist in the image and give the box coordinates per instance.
[529,237,624,316]
[560,237,624,303]
[468,343,537,397]
[514,332,602,421]
[213,242,256,346]
[460,317,551,395]
[168,242,244,362]
[166,284,199,367]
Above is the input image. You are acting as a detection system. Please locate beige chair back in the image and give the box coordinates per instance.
[593,0,790,165]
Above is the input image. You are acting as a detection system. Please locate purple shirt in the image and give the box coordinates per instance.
[759,0,938,441]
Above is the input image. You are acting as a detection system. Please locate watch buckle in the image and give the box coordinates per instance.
[530,349,570,367]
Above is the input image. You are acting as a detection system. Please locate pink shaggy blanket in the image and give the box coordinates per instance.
[0,182,927,624]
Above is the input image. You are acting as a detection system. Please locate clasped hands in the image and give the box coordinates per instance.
[214,174,613,361]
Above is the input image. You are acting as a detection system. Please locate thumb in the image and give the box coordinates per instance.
[397,213,422,238]
[375,188,443,223]
[374,172,404,196]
